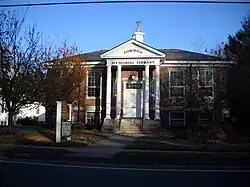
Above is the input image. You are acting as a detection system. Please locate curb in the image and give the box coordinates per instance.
[1,156,250,170]
[1,144,250,155]
[122,149,250,155]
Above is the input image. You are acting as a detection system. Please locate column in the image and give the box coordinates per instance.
[105,65,112,119]
[154,65,160,120]
[56,101,62,143]
[68,103,72,121]
[144,65,150,119]
[116,65,122,119]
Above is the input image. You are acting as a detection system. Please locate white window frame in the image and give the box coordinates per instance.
[168,68,185,97]
[86,70,102,99]
[197,68,214,98]
[85,106,101,125]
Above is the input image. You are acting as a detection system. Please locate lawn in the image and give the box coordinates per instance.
[125,126,250,152]
[0,127,106,147]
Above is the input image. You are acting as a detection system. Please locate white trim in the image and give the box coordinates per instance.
[101,39,166,58]
[161,64,232,67]
[162,60,234,64]
[83,61,106,65]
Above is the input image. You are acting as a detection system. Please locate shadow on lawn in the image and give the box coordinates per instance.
[1,146,71,161]
[0,126,107,148]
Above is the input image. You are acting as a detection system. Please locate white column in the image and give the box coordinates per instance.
[105,65,112,119]
[56,101,62,143]
[68,103,72,121]
[116,65,122,119]
[144,65,150,119]
[154,65,161,120]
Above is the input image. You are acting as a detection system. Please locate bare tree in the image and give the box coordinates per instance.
[160,41,221,126]
[0,10,44,133]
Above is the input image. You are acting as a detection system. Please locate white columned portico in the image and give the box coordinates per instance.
[144,65,150,119]
[116,65,122,119]
[105,65,112,119]
[154,65,160,120]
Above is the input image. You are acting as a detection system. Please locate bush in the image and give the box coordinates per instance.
[16,117,39,126]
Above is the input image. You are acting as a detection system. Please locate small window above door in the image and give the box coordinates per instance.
[126,82,143,89]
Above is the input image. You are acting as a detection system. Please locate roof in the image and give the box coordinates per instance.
[158,49,221,61]
[79,49,221,61]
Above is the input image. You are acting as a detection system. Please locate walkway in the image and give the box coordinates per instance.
[68,133,136,158]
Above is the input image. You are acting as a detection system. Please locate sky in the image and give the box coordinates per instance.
[0,0,250,53]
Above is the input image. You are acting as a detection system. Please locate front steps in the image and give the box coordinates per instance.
[120,118,143,134]
[102,118,161,134]
[102,119,120,133]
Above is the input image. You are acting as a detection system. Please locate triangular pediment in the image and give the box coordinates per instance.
[101,39,166,59]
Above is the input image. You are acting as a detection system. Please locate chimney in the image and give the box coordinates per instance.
[132,21,145,43]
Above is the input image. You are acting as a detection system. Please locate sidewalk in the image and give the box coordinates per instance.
[67,134,136,158]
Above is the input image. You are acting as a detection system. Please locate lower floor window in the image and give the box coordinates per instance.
[86,112,100,124]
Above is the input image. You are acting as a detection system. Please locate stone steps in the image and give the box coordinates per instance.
[120,118,143,134]
[102,118,161,134]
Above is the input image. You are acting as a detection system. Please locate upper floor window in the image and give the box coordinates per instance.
[198,69,213,97]
[87,71,101,97]
[169,70,185,97]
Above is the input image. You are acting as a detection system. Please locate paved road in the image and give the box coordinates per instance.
[1,159,250,187]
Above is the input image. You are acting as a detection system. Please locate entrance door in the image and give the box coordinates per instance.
[123,81,143,118]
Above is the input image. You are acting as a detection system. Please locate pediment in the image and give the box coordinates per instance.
[101,39,166,59]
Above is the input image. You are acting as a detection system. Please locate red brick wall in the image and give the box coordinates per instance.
[67,65,228,123]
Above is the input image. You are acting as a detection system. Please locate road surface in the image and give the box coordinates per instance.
[1,158,250,187]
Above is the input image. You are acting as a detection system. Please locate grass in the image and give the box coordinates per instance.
[0,127,110,162]
[0,127,106,147]
[125,127,250,152]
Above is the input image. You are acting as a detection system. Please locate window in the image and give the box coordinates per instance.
[169,70,185,97]
[126,82,143,89]
[87,71,101,97]
[86,112,99,125]
[198,69,213,97]
[169,111,186,126]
